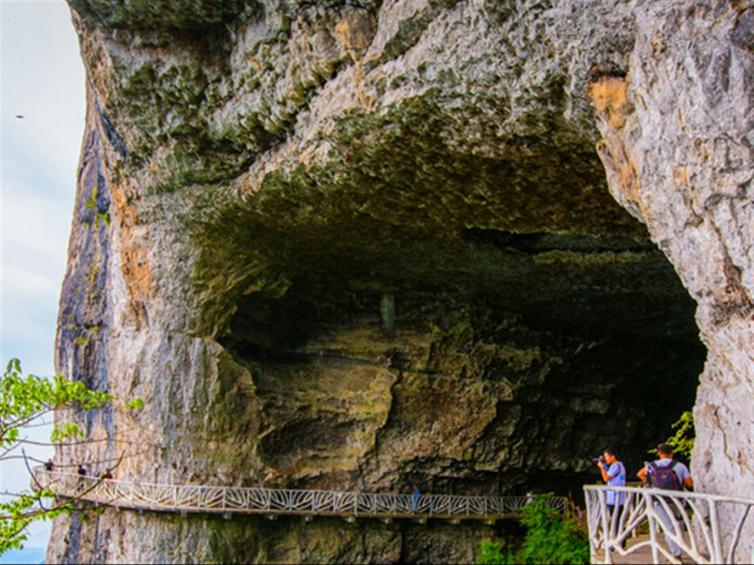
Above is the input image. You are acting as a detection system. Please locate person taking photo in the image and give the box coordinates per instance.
[597,448,627,517]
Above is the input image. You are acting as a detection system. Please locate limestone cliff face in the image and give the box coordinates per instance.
[588,3,754,556]
[49,1,750,563]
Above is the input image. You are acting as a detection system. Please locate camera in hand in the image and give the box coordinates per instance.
[593,456,606,465]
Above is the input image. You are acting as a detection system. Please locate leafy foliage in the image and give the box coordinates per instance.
[666,410,695,460]
[477,540,515,565]
[648,410,695,461]
[0,358,111,448]
[477,495,589,565]
[0,358,141,554]
[0,485,67,555]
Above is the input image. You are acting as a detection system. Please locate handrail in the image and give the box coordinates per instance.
[584,484,754,564]
[585,484,754,507]
[32,466,567,522]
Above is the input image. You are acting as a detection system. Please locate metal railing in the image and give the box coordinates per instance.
[32,466,566,522]
[584,484,754,564]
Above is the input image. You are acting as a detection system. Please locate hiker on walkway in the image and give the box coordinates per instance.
[411,485,421,513]
[44,458,54,472]
[637,443,693,560]
[77,464,87,492]
[597,448,626,517]
[597,448,626,546]
[637,443,693,490]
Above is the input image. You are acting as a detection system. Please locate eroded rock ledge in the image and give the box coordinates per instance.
[50,1,751,563]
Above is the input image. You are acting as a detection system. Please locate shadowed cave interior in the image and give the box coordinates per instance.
[186,69,705,501]
[215,210,705,499]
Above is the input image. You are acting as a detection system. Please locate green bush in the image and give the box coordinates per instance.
[476,495,589,565]
[477,540,514,565]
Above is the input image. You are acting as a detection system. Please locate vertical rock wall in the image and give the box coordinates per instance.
[47,1,751,562]
[589,3,753,558]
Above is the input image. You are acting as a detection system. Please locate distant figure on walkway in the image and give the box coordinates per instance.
[525,491,534,505]
[597,448,626,516]
[44,458,54,472]
[411,485,421,512]
[102,469,113,480]
[77,464,87,491]
[637,443,693,560]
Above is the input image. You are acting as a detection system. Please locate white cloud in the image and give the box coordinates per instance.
[0,0,86,550]
[1,0,84,374]
[2,1,85,185]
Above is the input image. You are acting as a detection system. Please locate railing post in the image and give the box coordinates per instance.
[598,490,612,564]
[709,499,722,563]
[584,490,595,564]
[647,491,659,565]
[222,488,226,510]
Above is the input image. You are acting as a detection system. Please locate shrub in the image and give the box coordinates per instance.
[476,495,589,565]
[477,540,514,565]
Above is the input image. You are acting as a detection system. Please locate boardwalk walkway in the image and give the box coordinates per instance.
[32,466,566,523]
[584,485,754,564]
[593,535,668,564]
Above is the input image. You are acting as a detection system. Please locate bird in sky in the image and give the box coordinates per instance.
[15,115,24,119]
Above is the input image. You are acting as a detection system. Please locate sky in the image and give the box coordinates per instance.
[1,0,86,550]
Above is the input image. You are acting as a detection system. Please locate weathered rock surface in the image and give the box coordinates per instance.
[49,0,751,562]
[589,3,753,557]
[54,506,517,563]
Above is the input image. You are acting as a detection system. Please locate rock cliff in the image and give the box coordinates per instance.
[49,1,751,562]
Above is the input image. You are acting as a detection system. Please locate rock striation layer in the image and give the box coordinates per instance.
[49,1,750,562]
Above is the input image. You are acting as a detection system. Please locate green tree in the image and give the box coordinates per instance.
[0,358,141,554]
[477,495,589,565]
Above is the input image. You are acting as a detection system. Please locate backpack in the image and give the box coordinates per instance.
[648,460,683,490]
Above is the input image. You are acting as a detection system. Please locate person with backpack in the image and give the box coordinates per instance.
[637,443,694,559]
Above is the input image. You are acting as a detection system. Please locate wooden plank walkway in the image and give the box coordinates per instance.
[594,535,674,564]
[32,466,566,523]
[585,485,754,564]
